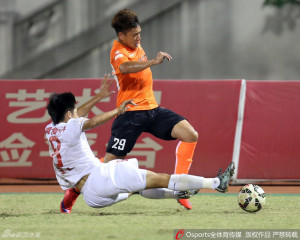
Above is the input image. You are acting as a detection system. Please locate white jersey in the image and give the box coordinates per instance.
[45,117,100,190]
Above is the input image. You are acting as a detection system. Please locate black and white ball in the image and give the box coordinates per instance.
[238,184,266,213]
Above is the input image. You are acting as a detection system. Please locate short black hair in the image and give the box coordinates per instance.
[111,9,139,34]
[47,92,76,125]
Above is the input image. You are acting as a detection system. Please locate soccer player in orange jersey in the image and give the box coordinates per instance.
[104,9,199,210]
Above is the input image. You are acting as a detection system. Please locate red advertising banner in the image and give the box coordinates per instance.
[0,79,241,179]
[237,81,300,180]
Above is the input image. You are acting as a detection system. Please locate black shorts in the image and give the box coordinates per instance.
[106,107,185,156]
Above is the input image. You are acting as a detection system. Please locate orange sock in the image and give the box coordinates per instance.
[99,157,104,163]
[174,141,197,174]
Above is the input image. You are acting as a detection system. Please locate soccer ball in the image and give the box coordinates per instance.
[237,184,266,213]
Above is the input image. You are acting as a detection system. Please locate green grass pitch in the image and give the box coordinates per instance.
[0,193,299,240]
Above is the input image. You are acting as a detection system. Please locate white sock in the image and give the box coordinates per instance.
[139,188,177,199]
[168,174,220,191]
[204,178,220,189]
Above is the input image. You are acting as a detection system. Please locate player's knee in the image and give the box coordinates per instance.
[155,173,170,188]
[185,130,198,142]
[190,130,198,142]
[146,172,170,188]
[159,173,171,184]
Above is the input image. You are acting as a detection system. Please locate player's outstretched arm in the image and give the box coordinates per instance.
[119,51,172,74]
[77,74,115,117]
[82,99,136,132]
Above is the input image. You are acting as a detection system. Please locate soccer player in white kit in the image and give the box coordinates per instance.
[45,76,235,210]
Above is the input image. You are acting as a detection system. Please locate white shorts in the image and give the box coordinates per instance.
[81,158,147,208]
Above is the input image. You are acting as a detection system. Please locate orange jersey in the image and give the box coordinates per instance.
[110,40,158,111]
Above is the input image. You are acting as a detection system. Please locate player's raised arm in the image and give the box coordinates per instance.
[119,51,172,74]
[77,74,115,117]
[82,99,136,132]
[153,51,172,64]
